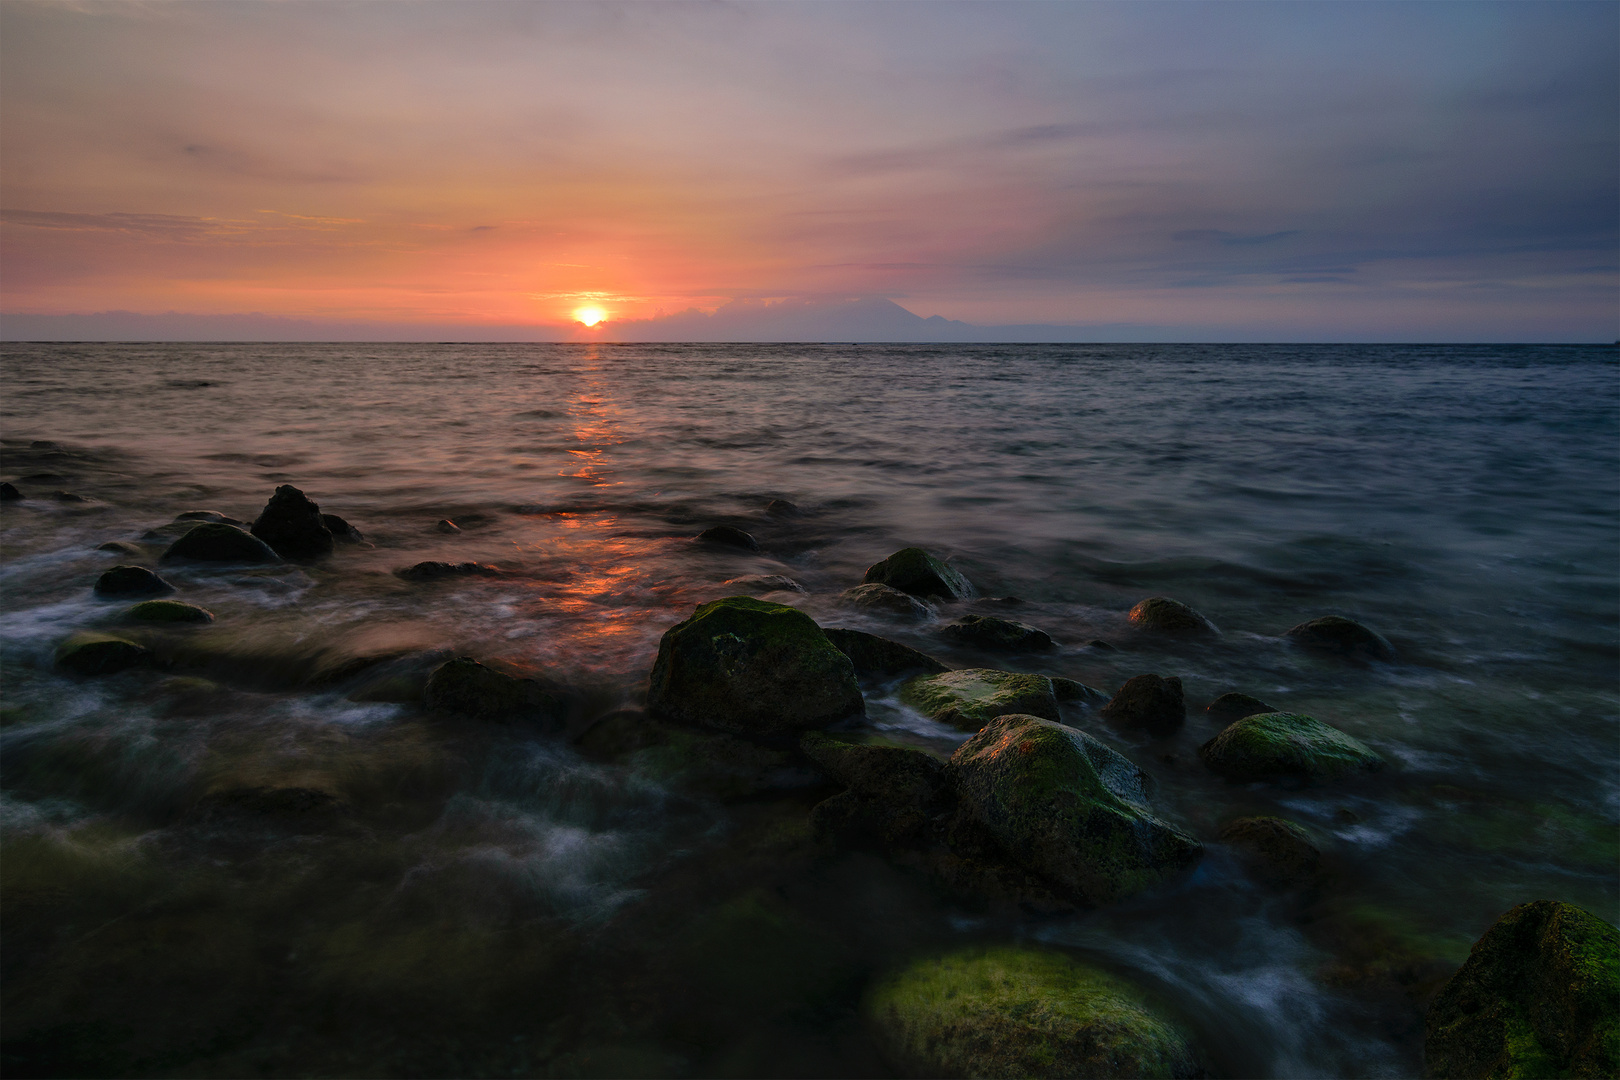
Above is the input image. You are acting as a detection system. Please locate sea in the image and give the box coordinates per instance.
[0,341,1615,1078]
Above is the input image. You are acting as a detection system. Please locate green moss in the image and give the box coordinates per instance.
[864,946,1200,1079]
[862,546,973,600]
[900,668,1059,729]
[1199,711,1382,782]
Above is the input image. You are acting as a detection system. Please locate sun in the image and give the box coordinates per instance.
[574,306,606,327]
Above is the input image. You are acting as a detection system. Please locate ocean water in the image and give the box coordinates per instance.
[0,341,1614,1077]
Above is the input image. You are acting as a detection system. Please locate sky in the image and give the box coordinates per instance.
[1,1,1615,341]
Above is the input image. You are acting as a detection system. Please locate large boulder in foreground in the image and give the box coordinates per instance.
[162,523,279,564]
[423,657,577,725]
[865,945,1202,1079]
[250,484,334,560]
[1425,900,1618,1080]
[951,714,1202,906]
[1200,712,1382,783]
[1129,596,1218,635]
[1285,615,1395,661]
[943,614,1054,652]
[646,596,862,736]
[900,668,1059,730]
[863,547,973,601]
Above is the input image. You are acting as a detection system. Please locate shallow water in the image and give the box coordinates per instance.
[1,342,1615,1077]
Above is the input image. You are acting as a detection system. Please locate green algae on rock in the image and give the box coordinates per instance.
[862,547,973,600]
[423,656,577,725]
[55,631,152,676]
[824,627,949,678]
[1425,899,1619,1080]
[646,595,863,736]
[1218,816,1321,888]
[1285,615,1396,661]
[161,522,279,564]
[943,613,1055,651]
[950,714,1202,906]
[1128,596,1218,635]
[865,945,1202,1079]
[900,668,1059,729]
[1199,711,1383,783]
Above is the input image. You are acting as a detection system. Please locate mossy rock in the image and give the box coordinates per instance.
[1199,712,1383,783]
[645,596,863,736]
[55,632,152,676]
[900,668,1059,730]
[863,547,973,601]
[93,565,175,597]
[126,600,214,624]
[1218,816,1321,887]
[801,731,948,845]
[824,627,949,678]
[943,614,1055,652]
[423,657,576,725]
[1129,597,1218,635]
[950,714,1202,906]
[1426,900,1618,1079]
[1285,615,1395,661]
[161,522,278,564]
[865,945,1202,1078]
[1100,674,1186,734]
[840,582,935,621]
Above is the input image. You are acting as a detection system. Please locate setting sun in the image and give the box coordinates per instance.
[574,306,606,327]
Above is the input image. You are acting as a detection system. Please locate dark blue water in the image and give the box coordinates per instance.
[1,342,1615,1077]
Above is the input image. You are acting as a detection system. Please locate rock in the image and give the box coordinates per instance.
[801,731,949,845]
[1425,900,1618,1080]
[250,484,334,560]
[322,513,364,542]
[1199,712,1383,783]
[645,596,863,736]
[1206,691,1276,725]
[1086,639,1118,651]
[1100,674,1186,735]
[1219,816,1321,887]
[865,945,1202,1079]
[950,714,1202,906]
[900,669,1060,729]
[723,574,806,594]
[52,490,93,503]
[423,657,576,725]
[394,560,502,580]
[435,518,461,534]
[127,600,215,624]
[840,582,936,622]
[697,525,760,552]
[943,614,1055,652]
[93,564,176,597]
[765,498,799,517]
[862,547,973,601]
[824,627,949,678]
[1128,596,1218,635]
[175,510,246,525]
[1285,616,1395,661]
[161,523,279,564]
[96,540,144,556]
[55,631,151,676]
[576,711,820,800]
[0,482,21,501]
[1051,676,1110,707]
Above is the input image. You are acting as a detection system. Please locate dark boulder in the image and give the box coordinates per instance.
[1207,691,1276,725]
[839,582,935,622]
[1100,673,1186,734]
[802,732,950,846]
[435,518,461,534]
[723,574,806,594]
[394,560,502,581]
[824,627,949,678]
[55,632,152,676]
[1128,596,1218,635]
[1051,676,1110,707]
[900,668,1059,729]
[175,510,246,525]
[96,540,145,556]
[697,525,760,552]
[1086,638,1118,651]
[423,657,577,725]
[1425,900,1618,1079]
[646,596,863,736]
[250,484,334,560]
[1219,816,1321,887]
[764,498,800,517]
[94,564,176,597]
[322,513,364,542]
[942,614,1054,652]
[575,710,821,800]
[1285,615,1395,661]
[162,523,279,564]
[1200,712,1383,783]
[127,600,215,624]
[862,547,973,601]
[0,482,21,501]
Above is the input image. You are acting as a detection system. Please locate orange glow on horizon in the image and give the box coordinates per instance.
[573,306,607,327]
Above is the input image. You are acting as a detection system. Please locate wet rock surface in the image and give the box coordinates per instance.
[93,564,175,597]
[250,484,334,560]
[862,547,973,600]
[1285,615,1396,661]
[697,524,760,551]
[942,613,1055,651]
[1200,711,1383,782]
[394,560,502,580]
[1100,673,1186,734]
[162,522,279,564]
[1219,816,1322,887]
[801,731,949,847]
[1129,596,1219,635]
[1051,676,1110,707]
[900,668,1060,729]
[126,600,215,624]
[55,631,152,676]
[1206,691,1276,725]
[723,574,807,594]
[423,657,578,726]
[1,481,23,500]
[824,627,949,678]
[322,512,364,542]
[839,582,934,621]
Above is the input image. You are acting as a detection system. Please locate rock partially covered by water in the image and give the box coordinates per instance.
[1206,691,1276,725]
[802,732,949,847]
[764,498,799,517]
[1051,676,1110,707]
[127,600,215,624]
[97,540,145,556]
[322,513,364,543]
[395,561,502,581]
[55,631,152,676]
[1200,712,1383,783]
[839,582,934,622]
[1425,900,1618,1080]
[162,523,279,564]
[423,657,576,725]
[1219,816,1321,887]
[575,710,819,800]
[862,547,973,601]
[824,627,949,678]
[1285,615,1395,661]
[942,614,1054,652]
[1100,673,1186,734]
[175,510,246,525]
[900,668,1059,729]
[865,946,1202,1080]
[723,574,806,594]
[0,481,22,501]
[950,714,1202,906]
[697,525,760,552]
[646,596,863,736]
[1129,596,1218,635]
[94,564,176,597]
[250,485,334,560]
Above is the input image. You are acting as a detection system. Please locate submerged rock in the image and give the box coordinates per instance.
[1051,676,1110,707]
[723,574,807,594]
[127,600,215,624]
[1219,816,1321,887]
[93,564,176,597]
[1129,596,1218,635]
[435,518,461,534]
[0,481,22,501]
[863,547,973,601]
[942,614,1054,652]
[802,731,949,846]
[840,582,935,622]
[96,540,145,556]
[1285,615,1396,661]
[175,510,246,526]
[162,523,279,564]
[865,946,1202,1080]
[1200,712,1383,783]
[646,596,863,736]
[322,513,364,543]
[1425,900,1618,1080]
[423,657,576,725]
[697,525,760,552]
[900,668,1059,729]
[55,631,152,676]
[950,714,1202,906]
[1206,691,1276,725]
[250,484,334,560]
[576,710,820,800]
[764,498,800,517]
[395,560,502,581]
[1100,674,1186,734]
[824,627,949,678]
